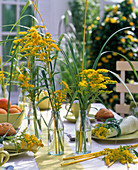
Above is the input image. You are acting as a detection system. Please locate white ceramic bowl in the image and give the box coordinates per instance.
[0,112,24,129]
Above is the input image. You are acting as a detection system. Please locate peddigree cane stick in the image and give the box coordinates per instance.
[127,161,130,168]
[82,0,87,71]
[0,56,6,98]
[61,155,96,166]
[80,124,82,152]
[108,160,116,167]
[54,116,58,154]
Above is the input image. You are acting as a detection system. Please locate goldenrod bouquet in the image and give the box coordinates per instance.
[0,0,69,155]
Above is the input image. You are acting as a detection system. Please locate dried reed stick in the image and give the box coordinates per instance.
[61,155,96,166]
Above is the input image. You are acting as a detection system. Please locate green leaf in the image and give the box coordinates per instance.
[60,48,76,83]
[133,149,138,157]
[100,50,138,81]
[108,70,137,107]
[92,26,133,69]
[20,0,30,17]
[63,34,79,75]
[65,91,78,117]
[37,96,49,105]
[6,15,39,43]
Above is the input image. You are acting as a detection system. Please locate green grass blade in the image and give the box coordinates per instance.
[93,26,132,69]
[65,91,78,117]
[20,0,30,16]
[108,70,137,106]
[99,51,138,81]
[63,33,79,75]
[60,48,76,83]
[5,15,39,43]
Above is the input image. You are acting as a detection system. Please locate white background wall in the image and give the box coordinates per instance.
[37,0,72,37]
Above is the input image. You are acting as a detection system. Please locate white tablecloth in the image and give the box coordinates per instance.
[2,103,138,170]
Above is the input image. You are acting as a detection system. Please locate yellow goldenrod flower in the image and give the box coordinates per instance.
[34,25,39,29]
[112,52,118,56]
[127,0,132,4]
[96,16,100,20]
[132,7,135,11]
[20,139,26,149]
[19,31,27,35]
[95,37,101,41]
[127,35,133,39]
[107,54,112,59]
[122,49,127,53]
[113,95,118,99]
[109,98,114,103]
[50,44,60,51]
[117,46,123,51]
[110,18,117,24]
[88,26,92,30]
[120,38,126,43]
[97,62,102,67]
[129,22,134,26]
[99,26,103,29]
[122,16,127,20]
[128,52,133,57]
[120,58,125,61]
[105,17,110,22]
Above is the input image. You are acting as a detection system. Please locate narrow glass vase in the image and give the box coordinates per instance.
[75,110,92,154]
[27,101,42,139]
[18,90,30,118]
[48,111,64,155]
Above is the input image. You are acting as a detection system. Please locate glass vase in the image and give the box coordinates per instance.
[48,111,64,155]
[75,110,92,154]
[26,101,42,139]
[0,85,8,99]
[18,90,30,118]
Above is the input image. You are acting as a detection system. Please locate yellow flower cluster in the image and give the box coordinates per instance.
[0,71,5,79]
[12,26,60,65]
[18,72,34,92]
[92,123,109,139]
[20,133,44,151]
[78,69,117,94]
[53,81,70,111]
[103,146,137,166]
[127,0,133,4]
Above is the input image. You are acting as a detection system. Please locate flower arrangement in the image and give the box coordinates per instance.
[0,0,70,155]
[61,0,117,154]
[10,0,70,155]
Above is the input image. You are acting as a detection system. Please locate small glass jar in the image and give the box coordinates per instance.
[75,110,92,154]
[48,111,64,155]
